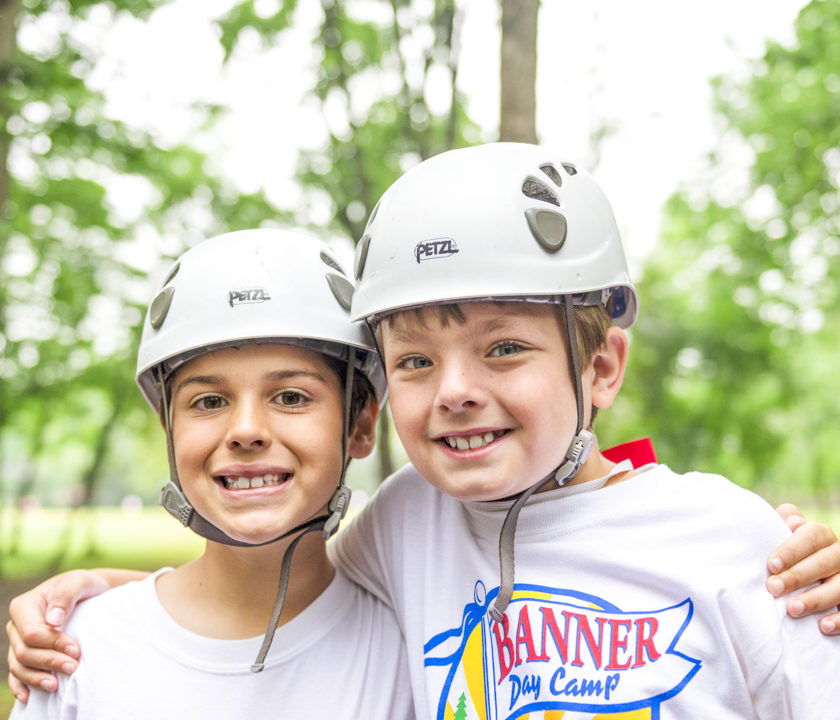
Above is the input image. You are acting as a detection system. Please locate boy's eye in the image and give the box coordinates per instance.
[397,355,432,370]
[276,390,307,407]
[490,342,524,357]
[193,395,226,411]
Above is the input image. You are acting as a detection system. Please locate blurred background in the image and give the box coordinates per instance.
[1,1,839,692]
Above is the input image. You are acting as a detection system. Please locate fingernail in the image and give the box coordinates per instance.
[767,577,784,596]
[46,608,66,626]
[60,662,76,674]
[785,514,804,529]
[65,644,80,659]
[769,556,784,572]
[788,599,805,617]
[40,677,57,691]
[820,618,836,634]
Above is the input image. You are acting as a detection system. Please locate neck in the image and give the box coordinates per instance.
[157,532,335,639]
[537,437,633,493]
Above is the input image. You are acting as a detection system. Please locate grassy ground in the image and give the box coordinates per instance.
[1,505,204,579]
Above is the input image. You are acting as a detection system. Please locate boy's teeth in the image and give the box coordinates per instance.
[445,432,500,451]
[223,474,285,490]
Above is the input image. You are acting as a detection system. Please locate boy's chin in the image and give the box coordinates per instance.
[429,475,534,504]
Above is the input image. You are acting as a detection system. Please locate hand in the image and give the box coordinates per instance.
[6,569,112,703]
[767,503,840,635]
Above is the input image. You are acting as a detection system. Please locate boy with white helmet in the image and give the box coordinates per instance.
[331,142,840,718]
[9,229,414,719]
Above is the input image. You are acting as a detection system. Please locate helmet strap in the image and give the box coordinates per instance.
[488,295,593,622]
[322,347,357,539]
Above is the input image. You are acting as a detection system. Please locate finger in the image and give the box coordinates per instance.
[7,670,30,705]
[768,542,840,598]
[7,642,58,693]
[775,502,807,531]
[766,520,837,576]
[7,619,79,675]
[818,609,840,636]
[782,573,840,618]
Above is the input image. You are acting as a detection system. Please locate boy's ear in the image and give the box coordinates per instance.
[348,399,379,460]
[588,327,629,411]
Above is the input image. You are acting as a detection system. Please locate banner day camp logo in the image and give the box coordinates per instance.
[424,582,700,720]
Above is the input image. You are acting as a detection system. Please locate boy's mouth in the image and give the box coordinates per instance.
[441,430,506,451]
[217,473,291,490]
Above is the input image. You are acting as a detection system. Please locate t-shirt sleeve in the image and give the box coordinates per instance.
[9,674,78,720]
[329,477,399,608]
[699,475,840,717]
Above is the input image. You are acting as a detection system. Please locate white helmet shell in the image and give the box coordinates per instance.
[136,229,386,410]
[351,142,638,328]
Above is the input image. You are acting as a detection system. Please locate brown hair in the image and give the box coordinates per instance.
[320,354,377,430]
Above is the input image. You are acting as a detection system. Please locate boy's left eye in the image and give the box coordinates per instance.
[490,342,524,357]
[193,395,227,411]
[276,390,307,407]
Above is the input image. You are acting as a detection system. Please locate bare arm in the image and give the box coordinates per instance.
[6,568,148,703]
[767,503,840,634]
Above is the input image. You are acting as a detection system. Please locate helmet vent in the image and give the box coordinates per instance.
[326,272,354,311]
[365,200,380,230]
[522,177,560,207]
[320,250,346,275]
[524,208,567,253]
[149,286,175,330]
[354,234,371,280]
[562,163,578,176]
[161,261,180,288]
[539,164,563,187]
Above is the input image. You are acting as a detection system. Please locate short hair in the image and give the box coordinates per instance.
[320,354,377,430]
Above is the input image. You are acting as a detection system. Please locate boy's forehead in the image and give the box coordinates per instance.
[172,342,332,378]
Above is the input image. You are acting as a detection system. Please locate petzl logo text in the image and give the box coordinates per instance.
[228,287,271,307]
[414,237,459,263]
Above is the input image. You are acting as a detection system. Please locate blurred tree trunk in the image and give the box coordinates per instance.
[50,388,125,569]
[499,0,539,142]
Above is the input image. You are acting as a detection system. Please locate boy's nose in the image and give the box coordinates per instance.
[434,361,486,413]
[225,400,272,449]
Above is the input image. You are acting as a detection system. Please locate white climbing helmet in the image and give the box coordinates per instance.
[351,142,638,327]
[136,228,386,409]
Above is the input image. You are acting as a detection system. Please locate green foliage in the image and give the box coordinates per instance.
[215,0,298,60]
[294,0,482,241]
[606,0,840,500]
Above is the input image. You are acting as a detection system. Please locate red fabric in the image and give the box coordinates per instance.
[601,437,657,468]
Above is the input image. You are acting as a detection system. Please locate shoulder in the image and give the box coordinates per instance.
[63,570,163,639]
[636,464,788,543]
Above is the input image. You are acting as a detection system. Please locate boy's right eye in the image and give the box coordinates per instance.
[396,355,433,370]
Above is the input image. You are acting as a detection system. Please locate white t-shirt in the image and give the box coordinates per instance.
[331,462,840,719]
[12,568,413,719]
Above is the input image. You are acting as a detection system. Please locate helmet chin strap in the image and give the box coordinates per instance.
[154,352,357,672]
[487,296,594,623]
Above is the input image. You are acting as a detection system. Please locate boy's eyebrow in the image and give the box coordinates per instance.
[173,369,329,394]
[385,316,515,344]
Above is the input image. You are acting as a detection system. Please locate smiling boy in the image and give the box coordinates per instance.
[9,229,414,718]
[329,142,840,717]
